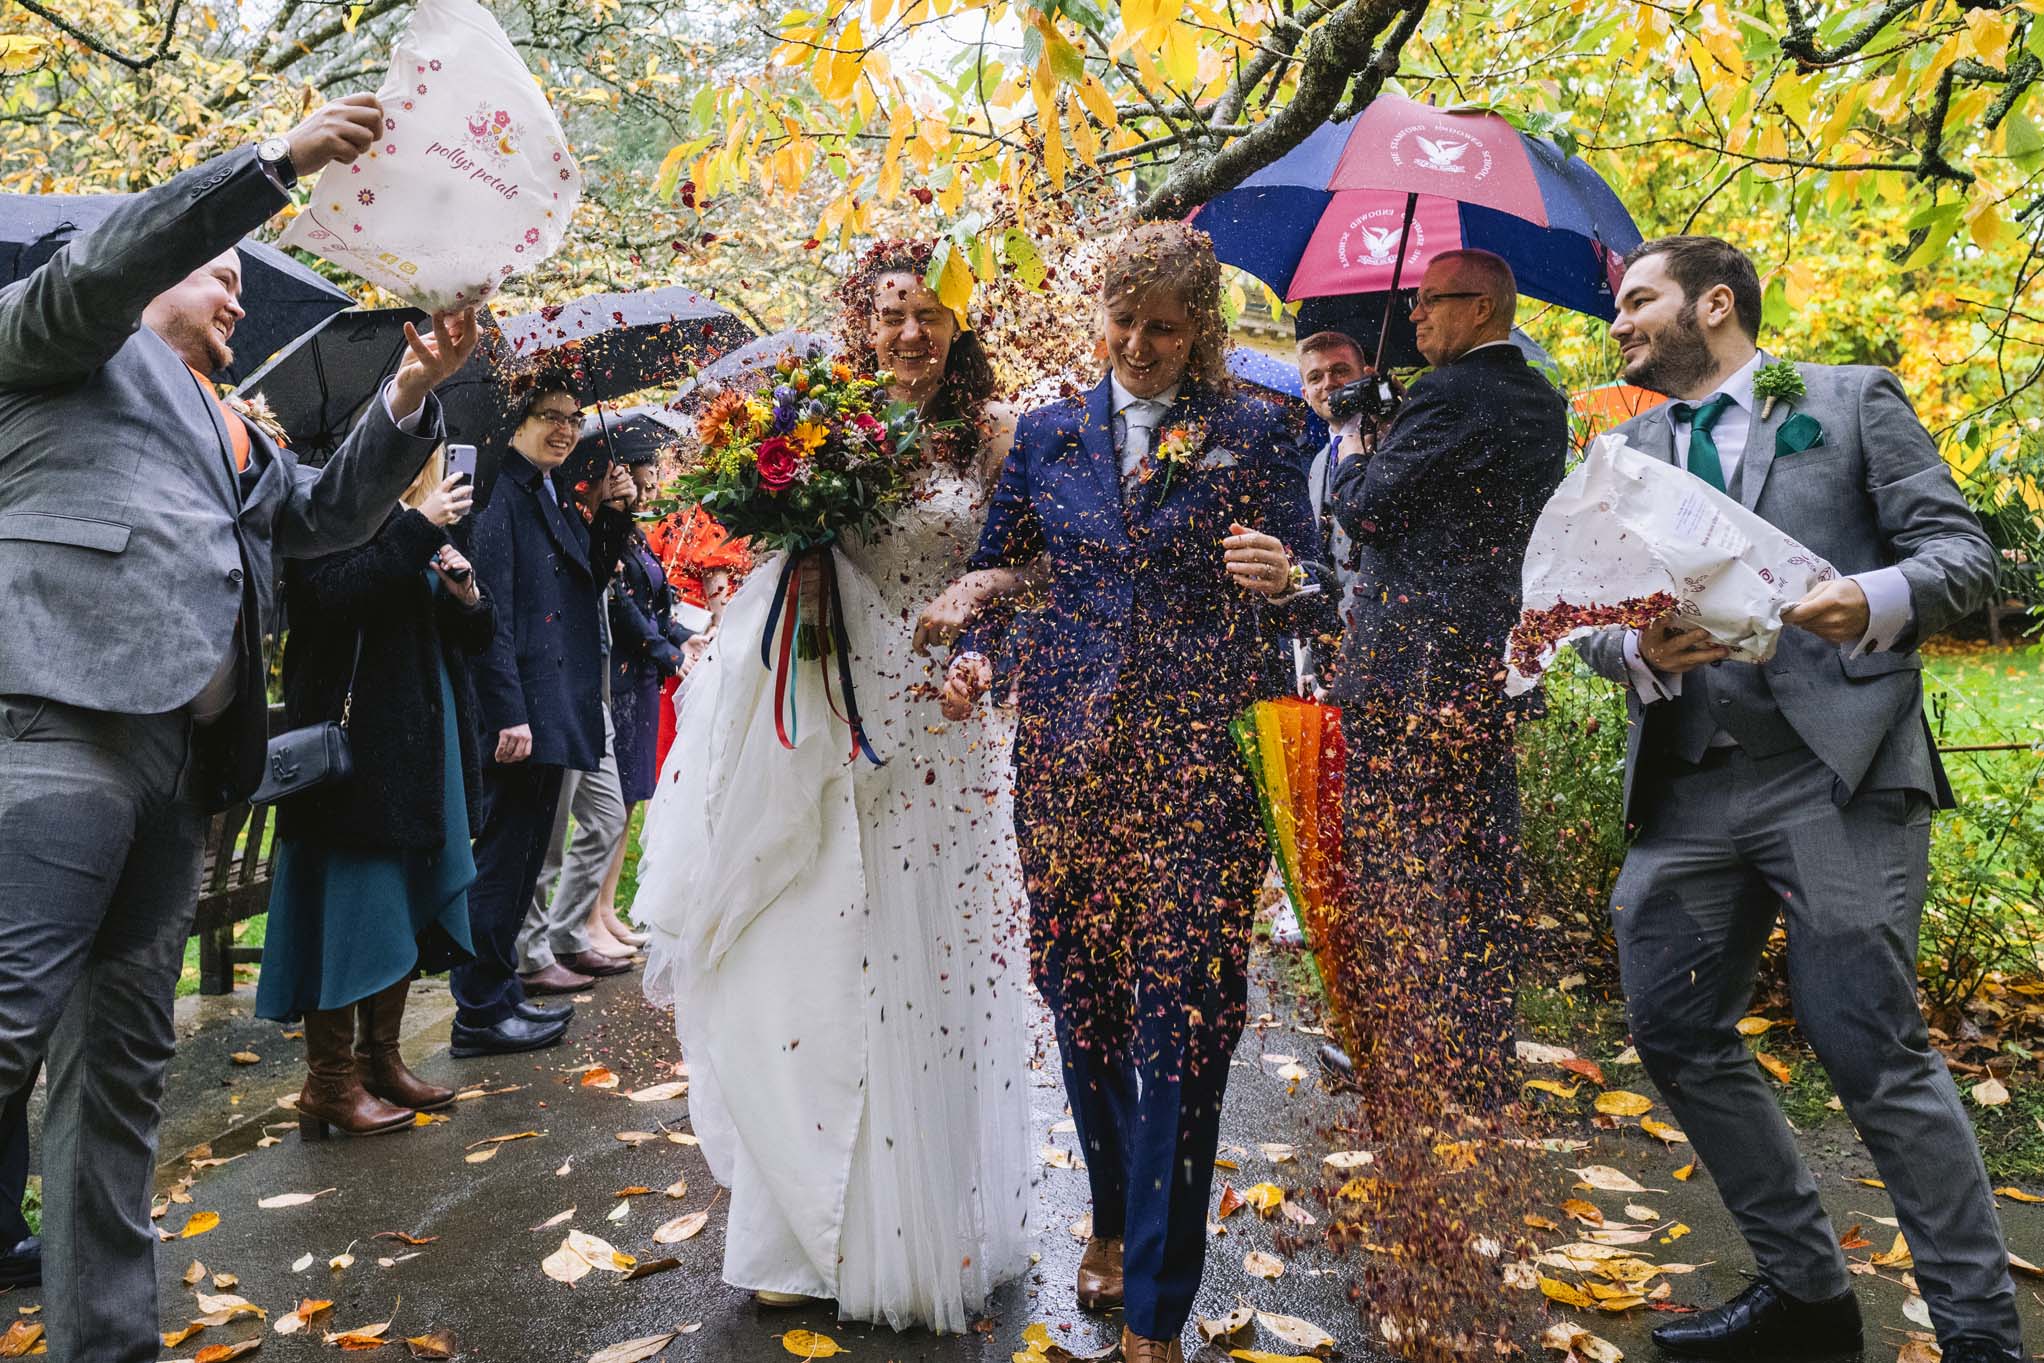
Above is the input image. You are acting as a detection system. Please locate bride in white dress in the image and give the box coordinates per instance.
[635,247,1034,1333]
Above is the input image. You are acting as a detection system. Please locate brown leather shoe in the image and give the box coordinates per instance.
[559,949,632,978]
[356,978,455,1111]
[519,962,595,994]
[1076,1235,1123,1311]
[1119,1328,1183,1363]
[296,1006,414,1140]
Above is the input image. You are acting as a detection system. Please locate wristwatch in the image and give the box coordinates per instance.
[256,137,298,192]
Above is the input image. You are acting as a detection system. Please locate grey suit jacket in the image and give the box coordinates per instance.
[0,147,443,802]
[1575,356,1996,821]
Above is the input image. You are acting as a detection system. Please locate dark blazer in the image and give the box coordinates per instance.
[0,147,443,807]
[275,509,494,850]
[964,375,1328,770]
[1328,343,1568,710]
[468,451,630,771]
[609,531,691,804]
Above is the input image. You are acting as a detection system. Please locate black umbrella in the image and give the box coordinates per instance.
[558,403,687,491]
[496,285,754,407]
[0,191,355,385]
[685,329,836,392]
[234,306,428,459]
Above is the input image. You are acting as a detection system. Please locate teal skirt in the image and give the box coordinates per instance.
[256,653,477,1019]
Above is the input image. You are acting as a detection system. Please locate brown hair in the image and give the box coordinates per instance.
[835,239,997,476]
[1624,235,1763,340]
[1099,221,1230,390]
[1296,330,1364,363]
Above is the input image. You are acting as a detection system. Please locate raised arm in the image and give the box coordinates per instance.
[0,96,385,391]
[1329,373,1467,544]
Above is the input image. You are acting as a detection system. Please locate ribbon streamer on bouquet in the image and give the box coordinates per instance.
[757,546,885,766]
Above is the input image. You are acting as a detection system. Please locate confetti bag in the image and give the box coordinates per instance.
[279,0,581,310]
[1505,433,1834,695]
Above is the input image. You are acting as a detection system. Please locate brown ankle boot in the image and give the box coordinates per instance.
[1076,1235,1124,1310]
[1119,1328,1184,1363]
[297,1006,413,1140]
[356,978,455,1112]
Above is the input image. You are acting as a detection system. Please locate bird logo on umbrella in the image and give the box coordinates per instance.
[1342,212,1427,269]
[1390,124,1494,180]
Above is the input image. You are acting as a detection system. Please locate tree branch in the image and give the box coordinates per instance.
[1138,0,1427,220]
[1778,0,1923,67]
[15,0,184,71]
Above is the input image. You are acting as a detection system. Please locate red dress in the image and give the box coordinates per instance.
[645,506,753,772]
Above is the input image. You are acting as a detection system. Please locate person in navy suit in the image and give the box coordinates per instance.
[940,222,1330,1363]
[456,380,633,1057]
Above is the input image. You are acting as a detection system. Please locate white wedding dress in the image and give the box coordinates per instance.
[636,469,1034,1333]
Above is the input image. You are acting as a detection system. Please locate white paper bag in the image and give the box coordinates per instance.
[280,0,581,310]
[1505,434,1835,695]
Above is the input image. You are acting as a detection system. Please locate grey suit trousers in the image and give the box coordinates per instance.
[517,707,625,972]
[1613,744,2018,1350]
[0,696,209,1363]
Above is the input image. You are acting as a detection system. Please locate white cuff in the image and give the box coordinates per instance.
[382,379,426,433]
[1623,628,1680,703]
[1848,566,1915,657]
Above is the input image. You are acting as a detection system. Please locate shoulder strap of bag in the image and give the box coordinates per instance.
[339,628,364,730]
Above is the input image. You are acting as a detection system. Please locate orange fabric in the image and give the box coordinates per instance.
[189,365,250,472]
[647,505,752,607]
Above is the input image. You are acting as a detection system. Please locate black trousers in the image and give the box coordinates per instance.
[450,762,565,1029]
[0,1058,36,1247]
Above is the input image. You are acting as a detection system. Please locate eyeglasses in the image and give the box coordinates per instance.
[525,409,581,428]
[1404,290,1486,315]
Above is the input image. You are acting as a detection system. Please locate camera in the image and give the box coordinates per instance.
[1327,371,1400,424]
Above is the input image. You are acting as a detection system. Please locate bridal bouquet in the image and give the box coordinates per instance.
[672,349,928,553]
[670,349,929,766]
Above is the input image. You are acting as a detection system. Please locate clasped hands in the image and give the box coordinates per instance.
[1640,578,1871,676]
[931,527,1297,719]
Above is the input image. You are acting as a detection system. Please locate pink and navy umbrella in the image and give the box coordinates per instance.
[1193,94,1643,338]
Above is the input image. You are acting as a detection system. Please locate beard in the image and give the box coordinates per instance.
[156,312,234,374]
[1625,301,1714,396]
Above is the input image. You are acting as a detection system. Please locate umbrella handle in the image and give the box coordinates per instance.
[1371,192,1420,375]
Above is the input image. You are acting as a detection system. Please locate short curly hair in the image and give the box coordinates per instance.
[1099,221,1230,391]
[835,239,997,475]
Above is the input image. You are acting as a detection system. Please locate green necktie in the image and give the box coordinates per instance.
[1676,393,1733,493]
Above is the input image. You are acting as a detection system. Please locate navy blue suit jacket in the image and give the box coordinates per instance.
[469,451,629,771]
[965,375,1327,769]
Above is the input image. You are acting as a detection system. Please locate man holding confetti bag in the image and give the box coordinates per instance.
[1574,236,2014,1363]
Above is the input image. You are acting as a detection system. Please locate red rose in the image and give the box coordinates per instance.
[852,413,886,444]
[755,436,800,493]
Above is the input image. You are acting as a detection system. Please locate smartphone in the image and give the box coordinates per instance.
[445,443,478,485]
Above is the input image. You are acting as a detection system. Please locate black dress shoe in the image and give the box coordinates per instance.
[0,1237,39,1289]
[449,1014,568,1058]
[1653,1279,1862,1358]
[1940,1339,2022,1363]
[516,999,574,1024]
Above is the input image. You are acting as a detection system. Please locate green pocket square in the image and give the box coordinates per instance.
[1776,412,1825,454]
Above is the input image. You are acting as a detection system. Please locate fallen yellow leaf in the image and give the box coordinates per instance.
[179,1211,221,1238]
[1755,1052,1792,1084]
[1241,1183,1286,1217]
[1539,1276,1595,1309]
[1672,1162,1696,1181]
[580,1066,620,1089]
[1524,1078,1582,1100]
[780,1329,847,1358]
[1734,1016,1773,1036]
[1996,1186,2044,1203]
[1594,1090,1654,1117]
[1640,1117,1688,1145]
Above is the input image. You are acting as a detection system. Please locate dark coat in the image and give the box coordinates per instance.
[467,451,630,771]
[1327,344,1568,711]
[608,531,690,804]
[276,508,494,851]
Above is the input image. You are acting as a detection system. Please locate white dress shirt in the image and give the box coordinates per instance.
[1109,373,1179,479]
[1622,353,1915,705]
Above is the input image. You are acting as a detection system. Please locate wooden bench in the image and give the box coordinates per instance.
[189,704,286,995]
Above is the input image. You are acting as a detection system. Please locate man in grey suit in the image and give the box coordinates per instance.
[0,97,478,1361]
[1576,235,2016,1363]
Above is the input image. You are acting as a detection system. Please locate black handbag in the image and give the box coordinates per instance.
[250,631,361,806]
